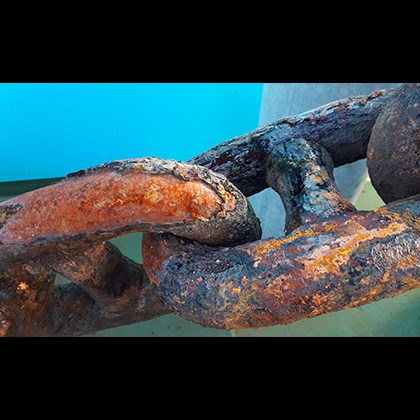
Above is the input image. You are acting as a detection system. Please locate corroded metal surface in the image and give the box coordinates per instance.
[0,172,224,243]
[0,158,261,271]
[367,83,420,203]
[0,264,54,336]
[0,84,418,336]
[266,137,356,234]
[190,88,396,196]
[143,198,419,328]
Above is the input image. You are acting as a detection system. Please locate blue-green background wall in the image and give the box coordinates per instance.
[0,83,263,182]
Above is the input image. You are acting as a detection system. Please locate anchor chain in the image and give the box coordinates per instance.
[0,83,419,336]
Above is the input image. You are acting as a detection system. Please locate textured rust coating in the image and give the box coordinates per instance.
[266,138,356,234]
[143,198,420,329]
[0,158,261,270]
[0,171,223,245]
[367,83,420,203]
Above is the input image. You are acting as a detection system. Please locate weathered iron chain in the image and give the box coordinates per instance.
[0,83,419,336]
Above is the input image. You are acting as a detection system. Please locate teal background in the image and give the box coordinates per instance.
[0,83,263,182]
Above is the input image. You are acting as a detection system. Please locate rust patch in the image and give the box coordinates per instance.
[218,189,236,214]
[253,223,341,258]
[347,252,420,308]
[271,213,410,281]
[16,281,29,291]
[147,204,419,330]
[0,172,225,245]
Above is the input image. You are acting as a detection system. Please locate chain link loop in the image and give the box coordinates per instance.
[0,84,419,336]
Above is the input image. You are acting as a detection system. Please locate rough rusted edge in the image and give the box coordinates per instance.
[65,157,259,230]
[66,157,247,203]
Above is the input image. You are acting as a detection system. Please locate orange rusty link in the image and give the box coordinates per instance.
[0,173,223,245]
[0,158,261,271]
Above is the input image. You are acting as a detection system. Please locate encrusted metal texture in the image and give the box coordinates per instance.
[0,84,419,336]
[367,83,420,203]
[143,199,419,329]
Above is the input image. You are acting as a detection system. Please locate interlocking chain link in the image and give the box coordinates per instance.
[0,84,419,336]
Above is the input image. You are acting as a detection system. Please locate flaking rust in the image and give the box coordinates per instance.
[143,198,419,329]
[0,172,224,244]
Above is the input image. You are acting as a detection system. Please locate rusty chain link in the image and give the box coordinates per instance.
[0,83,419,336]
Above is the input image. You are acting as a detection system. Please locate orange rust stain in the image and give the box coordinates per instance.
[0,172,226,245]
[348,246,419,308]
[302,216,408,277]
[359,277,370,285]
[222,295,253,327]
[347,279,384,308]
[264,280,284,298]
[252,223,341,258]
[400,278,420,290]
[218,190,236,213]
[172,295,183,305]
[395,253,419,270]
[16,282,29,291]
[260,212,413,313]
[353,270,395,307]
[0,318,11,337]
[310,293,331,313]
[374,206,404,220]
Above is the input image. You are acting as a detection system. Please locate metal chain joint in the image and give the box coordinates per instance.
[0,84,419,336]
